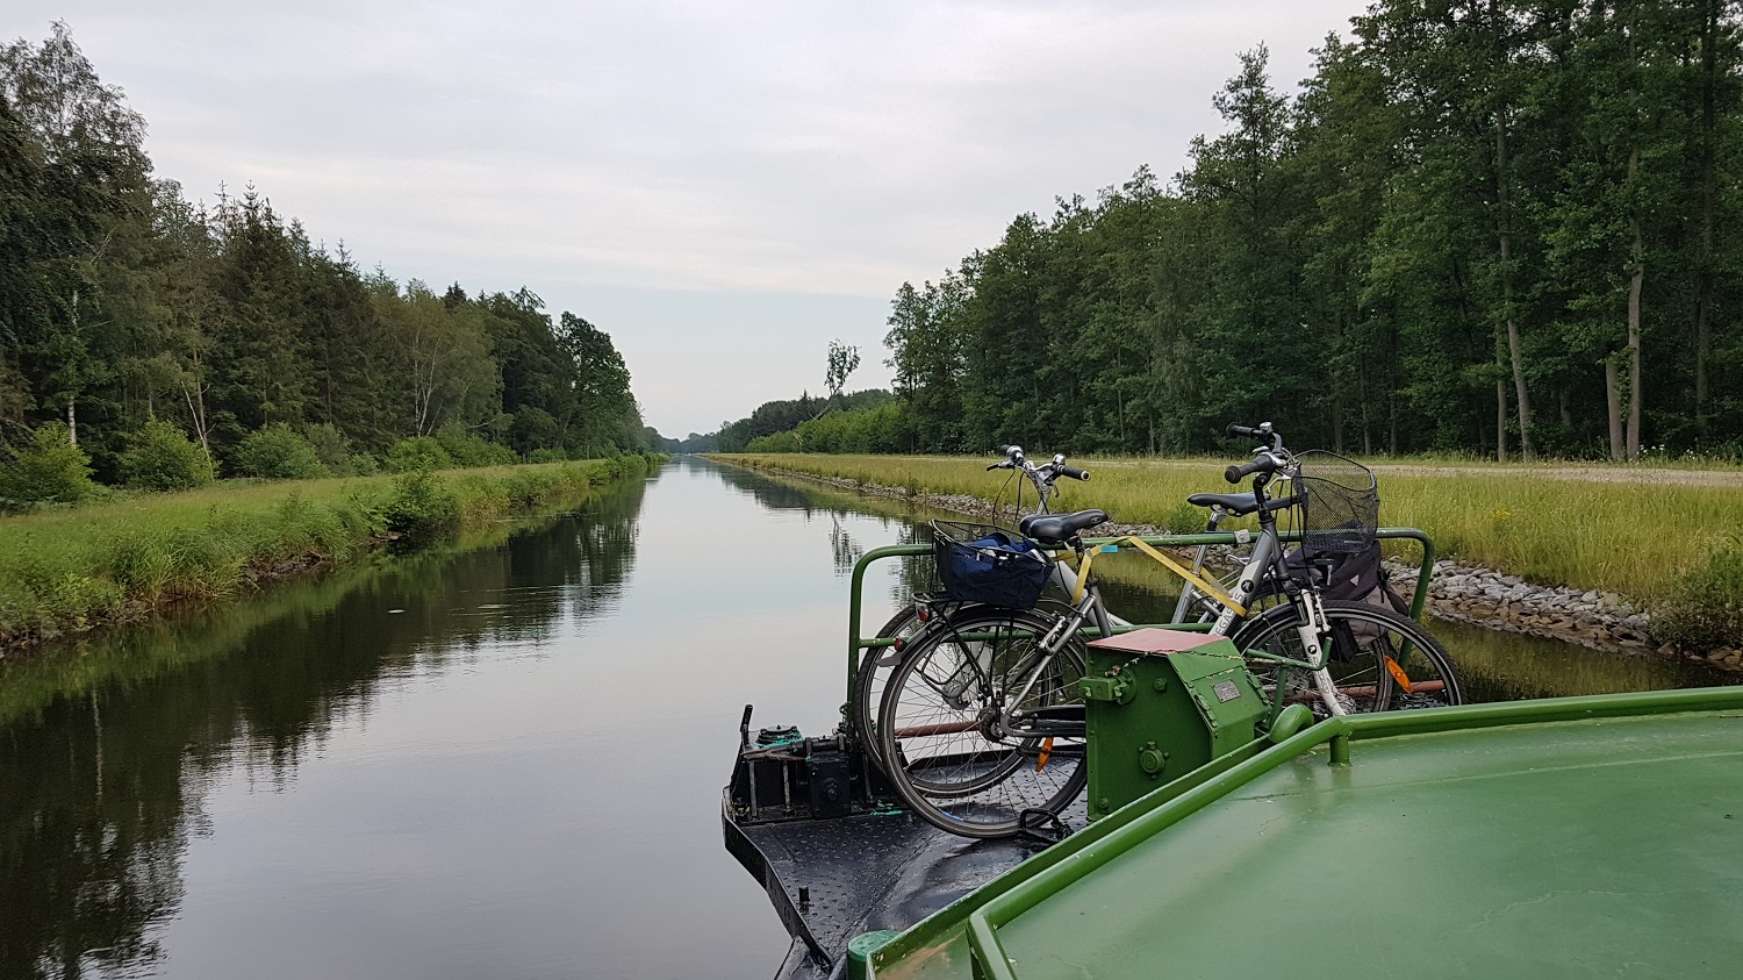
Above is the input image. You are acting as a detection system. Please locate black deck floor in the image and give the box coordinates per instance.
[726,795,1085,979]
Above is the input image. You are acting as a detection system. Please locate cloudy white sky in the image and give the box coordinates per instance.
[9,1,1360,437]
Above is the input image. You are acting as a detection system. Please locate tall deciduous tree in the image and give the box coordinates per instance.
[1,22,149,450]
[858,2,1743,460]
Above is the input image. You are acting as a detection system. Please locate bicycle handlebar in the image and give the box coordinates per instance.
[1226,421,1280,450]
[987,446,1083,484]
[1224,455,1279,484]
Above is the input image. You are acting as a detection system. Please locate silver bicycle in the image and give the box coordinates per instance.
[875,423,1462,838]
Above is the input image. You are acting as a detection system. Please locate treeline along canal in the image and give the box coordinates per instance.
[0,460,1727,979]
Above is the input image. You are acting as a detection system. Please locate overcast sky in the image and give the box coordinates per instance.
[9,1,1360,437]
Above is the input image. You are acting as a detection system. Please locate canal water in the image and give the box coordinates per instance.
[0,459,1726,979]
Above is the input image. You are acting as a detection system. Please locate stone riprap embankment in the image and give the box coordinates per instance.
[1384,559,1737,671]
[736,461,1742,672]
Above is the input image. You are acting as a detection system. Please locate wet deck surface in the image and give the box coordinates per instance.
[888,710,1743,979]
[739,802,1084,979]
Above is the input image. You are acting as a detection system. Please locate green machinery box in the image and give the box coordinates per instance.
[1079,628,1267,820]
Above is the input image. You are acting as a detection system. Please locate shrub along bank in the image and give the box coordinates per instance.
[0,454,662,652]
[0,418,547,508]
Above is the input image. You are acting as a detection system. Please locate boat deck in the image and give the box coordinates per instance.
[872,692,1743,980]
[727,790,1083,979]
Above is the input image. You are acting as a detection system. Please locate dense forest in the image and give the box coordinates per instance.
[741,0,1743,461]
[0,24,651,496]
[701,389,894,453]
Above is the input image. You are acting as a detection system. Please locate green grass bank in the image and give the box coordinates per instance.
[713,453,1743,648]
[0,454,663,652]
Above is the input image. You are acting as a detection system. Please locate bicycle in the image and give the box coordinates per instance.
[851,446,1098,774]
[876,423,1462,838]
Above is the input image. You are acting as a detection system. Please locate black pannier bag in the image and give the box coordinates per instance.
[1278,543,1410,614]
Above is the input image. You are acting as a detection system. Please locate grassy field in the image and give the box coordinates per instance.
[715,453,1743,611]
[0,455,660,651]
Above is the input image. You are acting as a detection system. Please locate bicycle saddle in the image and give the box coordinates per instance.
[1185,491,1261,515]
[1018,509,1109,544]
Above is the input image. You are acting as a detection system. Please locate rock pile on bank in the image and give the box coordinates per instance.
[1387,559,1740,670]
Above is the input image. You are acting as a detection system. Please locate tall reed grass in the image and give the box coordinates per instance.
[717,453,1743,608]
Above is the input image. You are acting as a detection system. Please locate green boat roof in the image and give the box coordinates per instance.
[869,687,1743,980]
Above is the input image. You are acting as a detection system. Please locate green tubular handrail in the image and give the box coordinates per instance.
[910,685,1743,980]
[844,527,1437,714]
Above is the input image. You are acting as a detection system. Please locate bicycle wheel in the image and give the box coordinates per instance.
[882,608,1035,798]
[855,598,1076,772]
[852,603,929,770]
[877,606,1087,839]
[1231,599,1463,718]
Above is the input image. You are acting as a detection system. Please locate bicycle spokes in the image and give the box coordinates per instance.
[880,611,1088,836]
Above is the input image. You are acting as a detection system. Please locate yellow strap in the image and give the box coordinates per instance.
[1117,536,1248,617]
[1069,547,1096,603]
[1063,537,1246,617]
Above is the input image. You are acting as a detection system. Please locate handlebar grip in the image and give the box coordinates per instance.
[1224,457,1275,484]
[1059,466,1089,481]
[1227,423,1262,439]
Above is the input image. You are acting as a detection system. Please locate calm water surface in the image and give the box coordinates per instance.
[0,459,1727,979]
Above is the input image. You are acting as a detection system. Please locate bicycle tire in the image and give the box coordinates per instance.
[877,606,1088,839]
[1230,599,1464,716]
[855,597,1075,774]
[852,603,928,771]
[882,605,1035,797]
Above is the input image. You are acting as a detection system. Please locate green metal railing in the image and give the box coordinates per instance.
[844,527,1437,712]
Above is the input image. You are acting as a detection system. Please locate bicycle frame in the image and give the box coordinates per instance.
[992,448,1132,630]
[1066,536,1249,620]
[988,520,1325,738]
[844,527,1437,715]
[920,606,1095,741]
[856,435,1416,755]
[1170,506,1236,623]
[1060,504,1335,672]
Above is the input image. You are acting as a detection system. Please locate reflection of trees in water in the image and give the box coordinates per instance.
[705,457,862,522]
[566,477,646,623]
[705,458,893,577]
[829,518,866,574]
[461,473,647,640]
[0,478,648,979]
[701,458,941,612]
[887,523,937,610]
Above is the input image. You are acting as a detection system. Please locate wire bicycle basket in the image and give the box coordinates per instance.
[931,520,1053,609]
[1291,450,1380,562]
